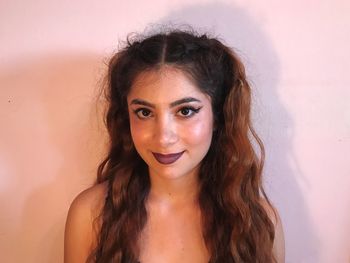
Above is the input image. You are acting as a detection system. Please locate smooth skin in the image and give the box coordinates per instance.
[64,67,285,262]
[128,67,213,262]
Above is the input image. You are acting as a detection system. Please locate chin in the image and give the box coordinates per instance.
[152,168,186,179]
[149,163,199,180]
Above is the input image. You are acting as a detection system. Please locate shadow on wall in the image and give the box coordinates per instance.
[0,54,108,263]
[156,3,320,262]
[0,3,320,263]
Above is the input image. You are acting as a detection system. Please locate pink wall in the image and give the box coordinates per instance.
[1,1,349,262]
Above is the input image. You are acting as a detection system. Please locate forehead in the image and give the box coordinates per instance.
[127,66,209,104]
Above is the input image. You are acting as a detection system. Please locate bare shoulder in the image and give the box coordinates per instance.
[260,198,285,263]
[64,182,108,263]
[70,182,107,215]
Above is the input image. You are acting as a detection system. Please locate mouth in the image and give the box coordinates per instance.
[152,151,185,165]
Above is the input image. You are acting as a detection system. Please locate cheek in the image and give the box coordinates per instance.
[129,118,150,147]
[130,117,147,146]
[183,116,213,146]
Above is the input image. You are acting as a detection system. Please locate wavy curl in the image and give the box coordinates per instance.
[89,29,276,262]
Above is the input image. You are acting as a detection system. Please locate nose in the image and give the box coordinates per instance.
[154,114,178,147]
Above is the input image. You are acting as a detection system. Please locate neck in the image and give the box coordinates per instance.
[147,168,200,205]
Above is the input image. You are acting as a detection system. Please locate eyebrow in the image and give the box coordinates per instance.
[130,97,201,108]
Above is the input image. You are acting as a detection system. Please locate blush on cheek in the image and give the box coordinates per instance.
[185,120,213,145]
[129,117,153,146]
[129,119,143,142]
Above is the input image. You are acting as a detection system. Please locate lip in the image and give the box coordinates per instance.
[152,151,185,165]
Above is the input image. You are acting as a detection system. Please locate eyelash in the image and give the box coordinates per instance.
[178,106,201,117]
[133,106,202,120]
[133,108,153,119]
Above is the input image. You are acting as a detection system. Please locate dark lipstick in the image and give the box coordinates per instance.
[152,151,185,165]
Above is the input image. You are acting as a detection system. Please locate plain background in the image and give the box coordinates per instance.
[1,0,349,262]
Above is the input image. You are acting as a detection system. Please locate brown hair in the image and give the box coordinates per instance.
[90,28,276,262]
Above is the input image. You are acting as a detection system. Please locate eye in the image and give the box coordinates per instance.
[134,108,153,119]
[177,106,202,118]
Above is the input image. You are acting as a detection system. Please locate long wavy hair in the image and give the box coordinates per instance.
[89,29,276,262]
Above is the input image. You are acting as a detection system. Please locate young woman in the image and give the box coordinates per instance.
[64,29,285,263]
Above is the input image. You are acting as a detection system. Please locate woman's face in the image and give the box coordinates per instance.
[127,67,214,181]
